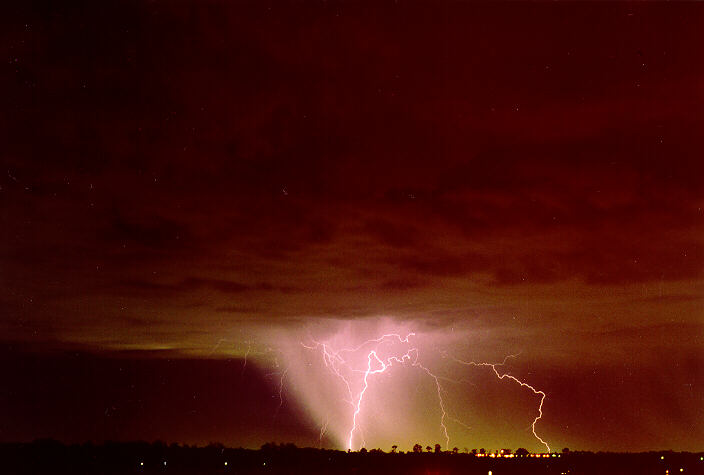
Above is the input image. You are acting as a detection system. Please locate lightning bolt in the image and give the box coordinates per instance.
[241,341,251,377]
[414,361,450,449]
[265,350,290,420]
[274,367,289,419]
[303,333,451,451]
[319,414,330,448]
[300,330,552,453]
[451,354,550,453]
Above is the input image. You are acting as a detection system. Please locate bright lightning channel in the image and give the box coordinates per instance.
[302,333,450,450]
[302,333,551,453]
[274,367,289,418]
[451,354,551,453]
[241,340,251,377]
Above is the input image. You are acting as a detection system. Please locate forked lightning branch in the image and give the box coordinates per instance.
[300,332,551,453]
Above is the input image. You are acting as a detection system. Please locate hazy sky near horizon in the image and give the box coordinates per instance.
[1,1,702,452]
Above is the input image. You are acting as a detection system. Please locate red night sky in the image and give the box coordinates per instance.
[1,1,702,452]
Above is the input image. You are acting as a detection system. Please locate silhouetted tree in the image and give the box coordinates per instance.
[562,447,570,454]
[479,448,486,455]
[426,446,432,453]
[391,445,397,453]
[434,444,441,454]
[261,442,277,452]
[0,438,665,475]
[452,447,459,454]
[471,449,477,455]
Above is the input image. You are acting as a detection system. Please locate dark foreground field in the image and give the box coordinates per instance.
[1,441,701,475]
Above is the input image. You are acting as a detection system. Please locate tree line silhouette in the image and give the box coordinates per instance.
[0,439,700,474]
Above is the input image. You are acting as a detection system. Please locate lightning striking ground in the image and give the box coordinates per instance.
[300,331,552,453]
[451,355,551,453]
[303,333,451,451]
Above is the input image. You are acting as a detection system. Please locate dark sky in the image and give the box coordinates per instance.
[1,1,702,452]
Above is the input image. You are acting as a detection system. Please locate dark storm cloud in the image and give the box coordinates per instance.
[107,212,191,249]
[118,278,296,296]
[1,0,701,313]
[172,277,251,294]
[631,293,704,305]
[363,218,420,248]
[394,253,492,278]
[214,305,262,314]
[378,278,426,292]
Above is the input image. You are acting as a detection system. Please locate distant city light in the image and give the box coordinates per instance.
[140,461,144,466]
[224,461,228,466]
